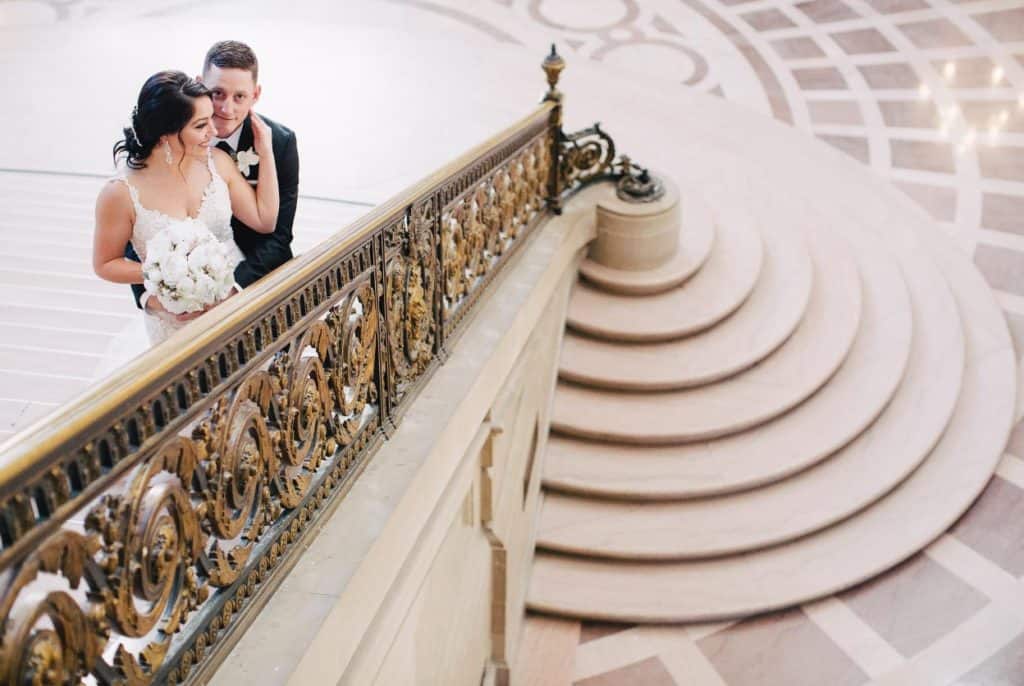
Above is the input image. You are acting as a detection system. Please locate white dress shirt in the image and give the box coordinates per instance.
[213,123,244,153]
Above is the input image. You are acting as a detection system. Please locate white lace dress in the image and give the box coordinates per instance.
[119,153,244,345]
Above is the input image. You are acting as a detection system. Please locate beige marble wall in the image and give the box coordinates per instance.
[372,275,570,686]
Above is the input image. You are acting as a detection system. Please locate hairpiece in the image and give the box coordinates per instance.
[128,105,141,147]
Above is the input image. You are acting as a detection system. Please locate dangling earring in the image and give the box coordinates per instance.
[163,140,173,165]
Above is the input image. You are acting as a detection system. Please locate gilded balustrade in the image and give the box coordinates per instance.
[0,47,636,685]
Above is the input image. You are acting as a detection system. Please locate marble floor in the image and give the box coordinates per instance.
[1,0,1023,683]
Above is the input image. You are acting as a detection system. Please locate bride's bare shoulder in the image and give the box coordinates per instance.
[210,147,236,175]
[96,177,132,214]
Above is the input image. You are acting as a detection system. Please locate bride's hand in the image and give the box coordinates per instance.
[145,296,180,323]
[251,113,273,157]
[147,298,201,324]
[175,287,238,322]
[174,310,206,323]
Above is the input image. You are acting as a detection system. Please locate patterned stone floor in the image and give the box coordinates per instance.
[1,0,1023,683]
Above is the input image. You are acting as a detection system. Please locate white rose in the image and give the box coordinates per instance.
[164,222,189,246]
[162,292,188,314]
[177,274,197,296]
[213,253,231,275]
[187,244,211,270]
[194,273,217,302]
[161,253,188,283]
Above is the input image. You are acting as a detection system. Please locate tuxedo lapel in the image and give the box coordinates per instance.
[236,115,254,151]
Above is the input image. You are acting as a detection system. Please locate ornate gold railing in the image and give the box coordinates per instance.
[0,47,631,685]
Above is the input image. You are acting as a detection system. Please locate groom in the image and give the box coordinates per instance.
[129,40,300,317]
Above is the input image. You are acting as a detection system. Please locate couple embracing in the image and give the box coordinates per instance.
[92,40,298,345]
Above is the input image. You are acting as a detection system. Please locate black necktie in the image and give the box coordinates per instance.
[216,141,234,156]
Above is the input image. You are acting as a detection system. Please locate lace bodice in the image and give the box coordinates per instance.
[120,152,239,263]
[115,152,244,345]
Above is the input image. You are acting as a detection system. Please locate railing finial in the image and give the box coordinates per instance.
[542,43,565,103]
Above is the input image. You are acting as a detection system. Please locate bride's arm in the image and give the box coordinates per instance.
[93,181,143,283]
[214,114,279,233]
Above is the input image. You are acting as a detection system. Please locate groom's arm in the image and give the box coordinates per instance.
[234,130,299,289]
[124,242,146,309]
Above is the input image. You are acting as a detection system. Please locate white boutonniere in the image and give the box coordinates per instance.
[236,148,260,177]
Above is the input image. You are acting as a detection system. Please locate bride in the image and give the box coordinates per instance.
[92,70,278,345]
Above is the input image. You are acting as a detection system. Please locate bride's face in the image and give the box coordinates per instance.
[173,97,215,159]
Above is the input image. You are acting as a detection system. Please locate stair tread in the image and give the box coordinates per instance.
[561,207,814,391]
[552,224,869,445]
[566,204,763,342]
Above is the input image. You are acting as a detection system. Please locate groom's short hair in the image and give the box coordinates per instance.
[204,40,259,83]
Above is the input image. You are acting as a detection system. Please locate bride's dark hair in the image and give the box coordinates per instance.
[114,70,210,170]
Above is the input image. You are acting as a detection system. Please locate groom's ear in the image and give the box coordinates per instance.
[253,84,262,103]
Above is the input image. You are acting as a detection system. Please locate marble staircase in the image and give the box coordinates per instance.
[526,153,1016,623]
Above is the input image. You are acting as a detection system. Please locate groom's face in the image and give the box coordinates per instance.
[203,65,261,139]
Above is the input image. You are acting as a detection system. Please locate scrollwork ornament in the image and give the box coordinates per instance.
[513,156,533,228]
[268,324,333,508]
[558,123,616,193]
[442,202,468,305]
[531,138,552,212]
[463,192,487,280]
[387,201,437,399]
[193,385,278,588]
[84,436,206,679]
[0,531,103,685]
[477,182,503,258]
[326,282,378,429]
[496,169,518,243]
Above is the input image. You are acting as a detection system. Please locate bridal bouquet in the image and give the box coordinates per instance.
[142,219,235,314]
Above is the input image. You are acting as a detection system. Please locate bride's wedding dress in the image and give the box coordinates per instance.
[94,153,244,380]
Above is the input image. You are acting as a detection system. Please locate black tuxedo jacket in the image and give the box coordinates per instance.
[126,113,299,308]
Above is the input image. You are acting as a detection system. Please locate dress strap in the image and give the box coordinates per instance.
[207,148,225,185]
[109,175,143,214]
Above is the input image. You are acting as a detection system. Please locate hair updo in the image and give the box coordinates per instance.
[114,70,210,170]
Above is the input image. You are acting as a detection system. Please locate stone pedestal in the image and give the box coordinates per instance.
[589,174,681,271]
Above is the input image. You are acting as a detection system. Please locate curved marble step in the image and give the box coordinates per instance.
[543,232,926,502]
[552,228,867,445]
[560,211,814,391]
[538,247,963,559]
[528,238,1015,622]
[578,192,715,296]
[566,204,763,343]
